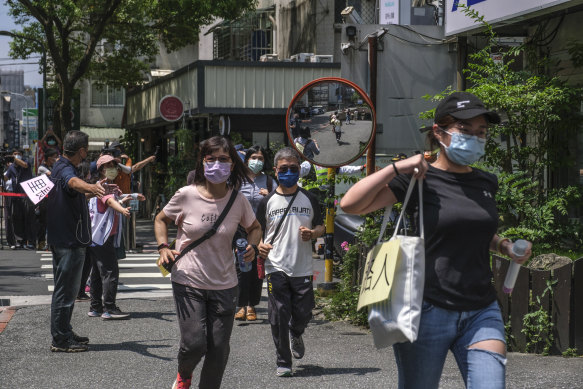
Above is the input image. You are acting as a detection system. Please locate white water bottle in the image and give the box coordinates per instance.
[503,239,528,294]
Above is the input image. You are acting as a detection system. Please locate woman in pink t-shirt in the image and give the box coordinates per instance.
[155,136,262,389]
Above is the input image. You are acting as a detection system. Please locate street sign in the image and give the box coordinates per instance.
[23,108,38,116]
[159,95,184,122]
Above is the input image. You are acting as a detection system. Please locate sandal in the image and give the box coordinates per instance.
[246,306,257,321]
[234,307,246,321]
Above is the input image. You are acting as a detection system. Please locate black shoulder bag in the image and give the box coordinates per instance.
[159,189,239,274]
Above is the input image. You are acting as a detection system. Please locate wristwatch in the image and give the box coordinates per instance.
[157,243,169,251]
[251,244,259,257]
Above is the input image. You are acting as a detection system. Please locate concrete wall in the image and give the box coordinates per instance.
[79,79,124,128]
[340,24,457,156]
[272,0,339,60]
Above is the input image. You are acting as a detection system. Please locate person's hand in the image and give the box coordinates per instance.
[507,240,532,265]
[242,244,256,262]
[148,155,156,163]
[392,154,428,179]
[137,193,146,201]
[299,226,313,241]
[120,207,131,218]
[157,247,180,268]
[258,242,272,258]
[92,181,106,198]
[259,188,269,196]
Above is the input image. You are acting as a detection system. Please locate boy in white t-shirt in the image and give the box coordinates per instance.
[257,147,325,377]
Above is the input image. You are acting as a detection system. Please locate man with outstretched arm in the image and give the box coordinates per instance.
[47,130,105,352]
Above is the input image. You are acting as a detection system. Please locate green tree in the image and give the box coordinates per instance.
[4,0,255,137]
[421,6,583,253]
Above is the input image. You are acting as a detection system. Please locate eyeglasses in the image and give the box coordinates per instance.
[449,122,488,139]
[277,165,300,173]
[204,156,231,163]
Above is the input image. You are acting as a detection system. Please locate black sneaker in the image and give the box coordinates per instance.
[72,332,89,345]
[290,333,305,359]
[102,306,130,320]
[76,292,90,301]
[50,340,89,353]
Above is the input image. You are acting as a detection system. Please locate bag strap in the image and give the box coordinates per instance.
[378,177,424,244]
[174,189,239,262]
[268,189,299,245]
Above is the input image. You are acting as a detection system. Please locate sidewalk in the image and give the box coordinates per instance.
[1,296,582,388]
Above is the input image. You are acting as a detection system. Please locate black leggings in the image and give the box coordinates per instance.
[236,256,263,307]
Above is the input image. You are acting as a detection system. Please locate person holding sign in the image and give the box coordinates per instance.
[340,92,532,389]
[256,147,325,378]
[47,131,105,353]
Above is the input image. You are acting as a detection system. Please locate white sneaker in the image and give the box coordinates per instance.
[276,366,292,377]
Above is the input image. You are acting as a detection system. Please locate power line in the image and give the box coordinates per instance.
[0,62,39,66]
[0,56,41,60]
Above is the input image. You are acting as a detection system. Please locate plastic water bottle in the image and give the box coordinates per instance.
[236,238,252,272]
[503,239,529,294]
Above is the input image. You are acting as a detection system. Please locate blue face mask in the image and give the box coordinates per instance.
[440,130,485,166]
[278,171,300,188]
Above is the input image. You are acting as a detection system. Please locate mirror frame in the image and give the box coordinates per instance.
[285,77,376,168]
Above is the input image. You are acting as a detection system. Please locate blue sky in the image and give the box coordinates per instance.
[0,2,43,88]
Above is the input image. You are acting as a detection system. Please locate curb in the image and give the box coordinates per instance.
[0,306,17,334]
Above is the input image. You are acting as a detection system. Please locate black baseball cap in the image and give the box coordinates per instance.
[420,91,501,133]
[110,140,124,152]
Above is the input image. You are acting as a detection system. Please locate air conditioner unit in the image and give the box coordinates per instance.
[290,53,315,62]
[310,55,333,63]
[260,54,279,62]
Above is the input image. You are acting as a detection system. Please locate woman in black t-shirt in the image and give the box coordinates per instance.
[341,92,532,389]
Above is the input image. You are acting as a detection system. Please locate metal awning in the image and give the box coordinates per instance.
[81,126,125,150]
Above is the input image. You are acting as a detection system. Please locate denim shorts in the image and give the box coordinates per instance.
[393,299,507,389]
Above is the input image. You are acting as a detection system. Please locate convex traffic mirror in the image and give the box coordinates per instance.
[286,77,376,167]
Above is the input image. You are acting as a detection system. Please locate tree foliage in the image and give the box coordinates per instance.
[5,0,256,137]
[420,6,583,254]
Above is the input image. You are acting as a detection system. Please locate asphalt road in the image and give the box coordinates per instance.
[299,113,373,166]
[1,296,582,389]
[1,219,582,388]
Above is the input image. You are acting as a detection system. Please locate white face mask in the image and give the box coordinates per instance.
[104,167,118,180]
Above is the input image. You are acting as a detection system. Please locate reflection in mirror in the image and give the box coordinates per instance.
[287,78,375,167]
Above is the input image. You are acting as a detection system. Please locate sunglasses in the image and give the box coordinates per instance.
[277,165,299,173]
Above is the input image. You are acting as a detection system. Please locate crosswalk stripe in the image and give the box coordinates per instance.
[41,263,159,269]
[40,253,159,257]
[40,256,160,262]
[41,254,170,291]
[48,283,173,292]
[44,272,165,280]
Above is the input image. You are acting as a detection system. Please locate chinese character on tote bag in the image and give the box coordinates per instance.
[357,175,425,349]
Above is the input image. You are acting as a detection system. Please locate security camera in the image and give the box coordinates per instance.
[341,6,364,24]
[341,42,355,55]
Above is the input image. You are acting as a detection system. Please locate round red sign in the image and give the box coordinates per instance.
[159,95,184,122]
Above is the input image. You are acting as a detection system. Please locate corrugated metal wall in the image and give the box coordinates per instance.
[204,65,337,109]
[125,68,198,127]
[125,62,340,128]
